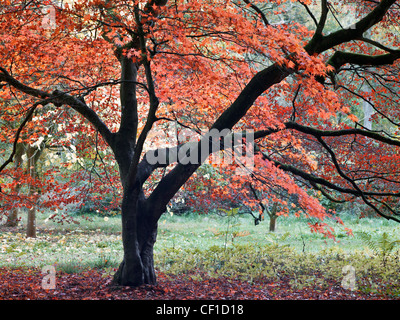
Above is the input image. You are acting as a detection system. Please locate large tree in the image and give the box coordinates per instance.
[1,0,400,286]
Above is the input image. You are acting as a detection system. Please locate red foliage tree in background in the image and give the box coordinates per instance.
[1,0,400,287]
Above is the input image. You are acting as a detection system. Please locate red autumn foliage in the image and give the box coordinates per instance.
[0,268,395,300]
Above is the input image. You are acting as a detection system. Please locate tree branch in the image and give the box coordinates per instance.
[359,36,399,54]
[309,181,347,203]
[299,1,318,28]
[0,67,114,146]
[124,5,161,190]
[243,0,270,26]
[0,67,50,99]
[327,50,400,73]
[316,135,400,222]
[285,121,400,147]
[305,0,397,54]
[0,101,42,174]
[315,0,328,36]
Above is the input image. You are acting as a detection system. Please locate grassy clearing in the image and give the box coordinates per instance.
[1,210,400,267]
[1,210,400,296]
[156,211,400,253]
[0,213,123,272]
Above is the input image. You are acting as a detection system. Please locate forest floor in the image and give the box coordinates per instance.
[2,212,400,301]
[0,267,394,300]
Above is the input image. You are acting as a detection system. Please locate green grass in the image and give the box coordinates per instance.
[1,210,400,274]
[156,211,400,254]
[0,213,123,272]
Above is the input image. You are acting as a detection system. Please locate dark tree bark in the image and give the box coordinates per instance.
[110,52,163,286]
[112,193,159,286]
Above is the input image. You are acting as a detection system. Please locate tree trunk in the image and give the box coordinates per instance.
[112,228,158,286]
[112,186,158,287]
[266,202,278,232]
[26,144,41,238]
[5,143,24,227]
[5,208,19,227]
[110,52,162,286]
[363,79,374,130]
[113,224,158,286]
[269,215,277,232]
[26,207,36,238]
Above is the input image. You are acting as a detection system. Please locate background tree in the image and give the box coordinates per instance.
[1,0,400,287]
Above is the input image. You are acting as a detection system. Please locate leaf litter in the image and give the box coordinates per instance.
[0,267,395,300]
